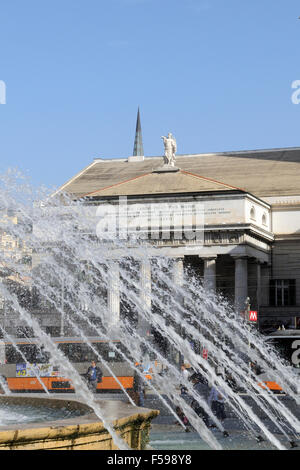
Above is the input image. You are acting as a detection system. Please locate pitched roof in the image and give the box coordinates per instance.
[84,170,242,197]
[57,147,300,199]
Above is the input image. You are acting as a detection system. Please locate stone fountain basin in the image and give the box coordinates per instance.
[0,396,159,450]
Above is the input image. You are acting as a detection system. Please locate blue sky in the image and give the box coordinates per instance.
[0,0,299,189]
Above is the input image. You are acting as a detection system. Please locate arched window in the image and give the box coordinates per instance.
[262,213,267,225]
[250,206,256,220]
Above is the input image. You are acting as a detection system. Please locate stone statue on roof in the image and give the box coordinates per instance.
[161,133,177,167]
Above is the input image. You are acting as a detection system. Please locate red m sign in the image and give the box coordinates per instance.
[249,311,258,322]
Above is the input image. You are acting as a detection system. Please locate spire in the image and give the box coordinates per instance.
[132,107,144,156]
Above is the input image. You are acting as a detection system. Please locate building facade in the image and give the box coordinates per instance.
[54,146,300,334]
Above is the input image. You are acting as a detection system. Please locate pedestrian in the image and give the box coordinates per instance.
[133,362,145,407]
[250,361,262,376]
[175,406,190,427]
[86,360,103,393]
[208,369,229,436]
[190,373,210,427]
[180,364,190,395]
[181,364,190,381]
[209,385,226,421]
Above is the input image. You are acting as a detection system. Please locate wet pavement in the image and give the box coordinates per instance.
[149,424,300,450]
[144,392,300,450]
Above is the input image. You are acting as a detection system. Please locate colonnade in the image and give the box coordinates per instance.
[105,254,262,329]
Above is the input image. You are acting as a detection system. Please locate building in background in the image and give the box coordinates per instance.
[2,110,300,337]
[56,140,300,334]
[0,210,32,337]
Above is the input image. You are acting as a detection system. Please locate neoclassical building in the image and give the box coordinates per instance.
[56,138,300,333]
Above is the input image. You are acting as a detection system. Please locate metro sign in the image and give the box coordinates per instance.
[248,310,258,322]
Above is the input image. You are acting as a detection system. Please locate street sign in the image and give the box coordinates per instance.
[248,310,258,322]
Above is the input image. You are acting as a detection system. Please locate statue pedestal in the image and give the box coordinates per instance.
[153,165,180,173]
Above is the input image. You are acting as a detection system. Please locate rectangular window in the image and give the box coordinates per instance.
[269,279,296,307]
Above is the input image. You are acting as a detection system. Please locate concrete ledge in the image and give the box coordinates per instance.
[0,396,159,450]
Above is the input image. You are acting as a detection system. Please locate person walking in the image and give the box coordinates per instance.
[190,373,211,427]
[132,362,145,406]
[208,369,229,436]
[180,364,190,396]
[86,360,103,393]
[209,385,226,422]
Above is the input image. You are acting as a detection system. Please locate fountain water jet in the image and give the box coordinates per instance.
[0,170,298,450]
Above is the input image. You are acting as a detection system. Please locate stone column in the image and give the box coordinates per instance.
[234,256,248,313]
[172,256,185,309]
[172,257,185,367]
[172,257,184,288]
[202,256,217,292]
[107,260,120,328]
[138,257,152,337]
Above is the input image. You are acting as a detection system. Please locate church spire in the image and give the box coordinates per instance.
[133,107,144,156]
